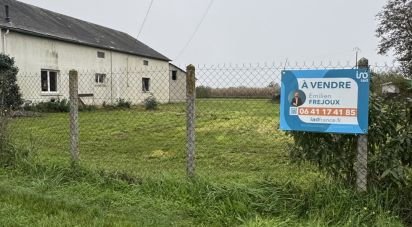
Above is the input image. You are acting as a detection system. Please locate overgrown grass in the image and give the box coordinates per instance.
[0,99,409,226]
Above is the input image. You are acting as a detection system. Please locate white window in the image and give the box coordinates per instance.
[95,73,106,85]
[41,70,58,93]
[142,78,150,92]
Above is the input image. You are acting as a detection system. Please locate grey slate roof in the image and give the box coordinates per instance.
[0,0,170,61]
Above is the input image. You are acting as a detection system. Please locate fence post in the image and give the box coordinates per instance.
[355,58,369,192]
[69,70,79,165]
[186,64,196,178]
[0,72,7,153]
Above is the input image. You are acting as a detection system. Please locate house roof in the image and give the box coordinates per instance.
[169,63,187,73]
[381,82,395,86]
[0,0,170,61]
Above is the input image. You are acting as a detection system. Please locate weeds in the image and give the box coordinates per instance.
[1,159,409,226]
[2,100,411,226]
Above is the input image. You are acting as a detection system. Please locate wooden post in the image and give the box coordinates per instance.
[69,70,79,165]
[186,64,196,178]
[355,58,369,192]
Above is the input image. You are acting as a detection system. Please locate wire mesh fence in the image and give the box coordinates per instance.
[1,61,407,188]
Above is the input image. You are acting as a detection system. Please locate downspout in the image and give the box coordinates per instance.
[0,29,3,53]
[169,66,171,103]
[2,29,9,54]
[3,5,10,54]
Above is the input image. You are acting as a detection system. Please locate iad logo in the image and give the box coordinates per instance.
[356,71,369,82]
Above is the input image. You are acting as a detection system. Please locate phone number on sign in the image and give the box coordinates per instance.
[298,107,357,117]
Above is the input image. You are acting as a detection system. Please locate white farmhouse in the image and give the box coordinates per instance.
[0,0,186,105]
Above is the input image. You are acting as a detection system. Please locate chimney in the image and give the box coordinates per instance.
[5,5,10,22]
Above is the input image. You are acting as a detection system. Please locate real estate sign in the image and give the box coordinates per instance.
[280,69,370,134]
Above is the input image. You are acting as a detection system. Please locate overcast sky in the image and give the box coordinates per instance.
[19,0,394,66]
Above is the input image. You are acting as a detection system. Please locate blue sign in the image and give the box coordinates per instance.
[280,69,370,134]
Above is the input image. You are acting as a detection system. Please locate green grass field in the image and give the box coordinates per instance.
[0,99,406,226]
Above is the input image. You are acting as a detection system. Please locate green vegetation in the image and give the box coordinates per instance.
[377,0,412,78]
[24,99,71,113]
[289,94,412,187]
[0,100,409,226]
[0,53,23,109]
[144,94,158,110]
[370,72,412,97]
[196,86,280,100]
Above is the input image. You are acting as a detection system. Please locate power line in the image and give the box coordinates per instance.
[175,0,214,60]
[137,0,154,40]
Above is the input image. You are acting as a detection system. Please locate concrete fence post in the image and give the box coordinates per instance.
[355,58,369,192]
[0,72,7,153]
[186,64,196,178]
[356,134,368,192]
[69,70,80,165]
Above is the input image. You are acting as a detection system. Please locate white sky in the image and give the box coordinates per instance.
[19,0,395,66]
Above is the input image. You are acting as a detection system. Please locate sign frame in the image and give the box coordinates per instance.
[280,69,370,134]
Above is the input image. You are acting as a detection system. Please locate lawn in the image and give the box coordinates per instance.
[0,99,405,226]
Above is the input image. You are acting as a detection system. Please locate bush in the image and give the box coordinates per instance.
[24,99,100,112]
[144,94,158,110]
[271,93,281,103]
[0,54,23,109]
[25,99,70,113]
[102,99,131,109]
[115,98,131,109]
[288,94,412,188]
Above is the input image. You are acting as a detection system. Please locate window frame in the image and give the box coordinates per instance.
[95,73,107,86]
[41,69,59,94]
[142,77,150,92]
[172,70,177,81]
[97,51,105,58]
[143,60,149,66]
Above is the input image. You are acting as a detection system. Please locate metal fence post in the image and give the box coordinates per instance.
[186,64,196,178]
[355,58,369,192]
[69,70,80,165]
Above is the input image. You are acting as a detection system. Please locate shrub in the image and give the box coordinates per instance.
[288,94,412,188]
[24,99,99,112]
[0,54,23,109]
[115,98,131,109]
[271,93,281,103]
[144,94,158,110]
[25,99,70,113]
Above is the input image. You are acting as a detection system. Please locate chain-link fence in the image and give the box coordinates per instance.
[2,61,408,190]
[9,66,188,176]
